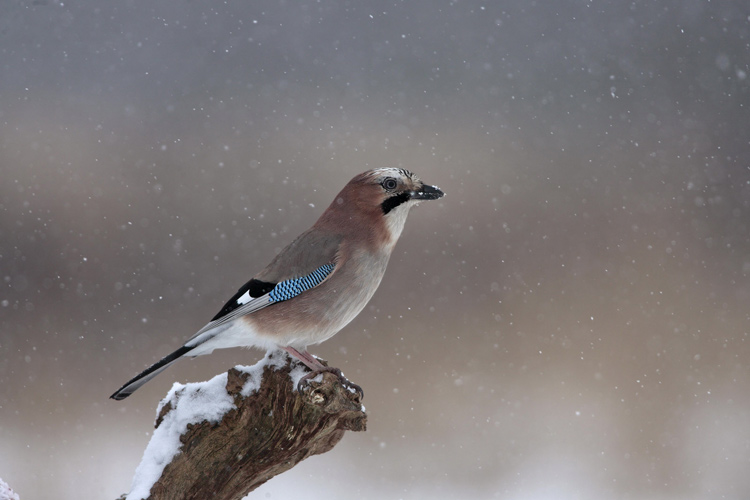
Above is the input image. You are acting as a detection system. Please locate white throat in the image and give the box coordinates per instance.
[383,201,414,246]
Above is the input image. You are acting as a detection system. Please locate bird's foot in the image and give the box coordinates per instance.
[298,366,364,400]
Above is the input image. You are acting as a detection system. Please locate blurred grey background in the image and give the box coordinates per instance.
[1,1,749,498]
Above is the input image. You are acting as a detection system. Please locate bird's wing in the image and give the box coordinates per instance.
[185,228,342,346]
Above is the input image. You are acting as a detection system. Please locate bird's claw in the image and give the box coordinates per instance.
[297,366,364,400]
[341,378,364,400]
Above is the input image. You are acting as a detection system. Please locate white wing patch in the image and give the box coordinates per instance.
[237,290,253,305]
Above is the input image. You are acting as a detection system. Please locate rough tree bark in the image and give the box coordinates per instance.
[118,355,366,500]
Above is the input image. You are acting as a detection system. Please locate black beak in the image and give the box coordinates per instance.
[411,184,444,201]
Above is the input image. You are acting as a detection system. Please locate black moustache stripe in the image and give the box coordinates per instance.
[381,192,411,214]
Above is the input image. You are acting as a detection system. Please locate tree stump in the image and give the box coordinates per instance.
[120,351,366,500]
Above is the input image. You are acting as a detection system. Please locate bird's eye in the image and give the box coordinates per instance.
[382,178,398,191]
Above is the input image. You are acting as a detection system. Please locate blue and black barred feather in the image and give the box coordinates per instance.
[268,263,335,303]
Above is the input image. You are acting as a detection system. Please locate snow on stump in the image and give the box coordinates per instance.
[0,477,20,500]
[121,351,366,500]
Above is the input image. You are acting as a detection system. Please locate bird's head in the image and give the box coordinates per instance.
[349,167,444,213]
[320,168,444,246]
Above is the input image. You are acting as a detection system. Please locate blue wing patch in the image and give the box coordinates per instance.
[268,263,335,303]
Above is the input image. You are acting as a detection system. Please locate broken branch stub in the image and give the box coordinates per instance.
[129,354,366,500]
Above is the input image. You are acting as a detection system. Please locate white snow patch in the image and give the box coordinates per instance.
[235,348,318,393]
[126,372,235,500]
[0,477,20,500]
[234,350,288,397]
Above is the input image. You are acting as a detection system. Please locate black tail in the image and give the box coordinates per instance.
[110,344,196,400]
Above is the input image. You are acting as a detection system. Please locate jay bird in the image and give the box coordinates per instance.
[111,168,444,400]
